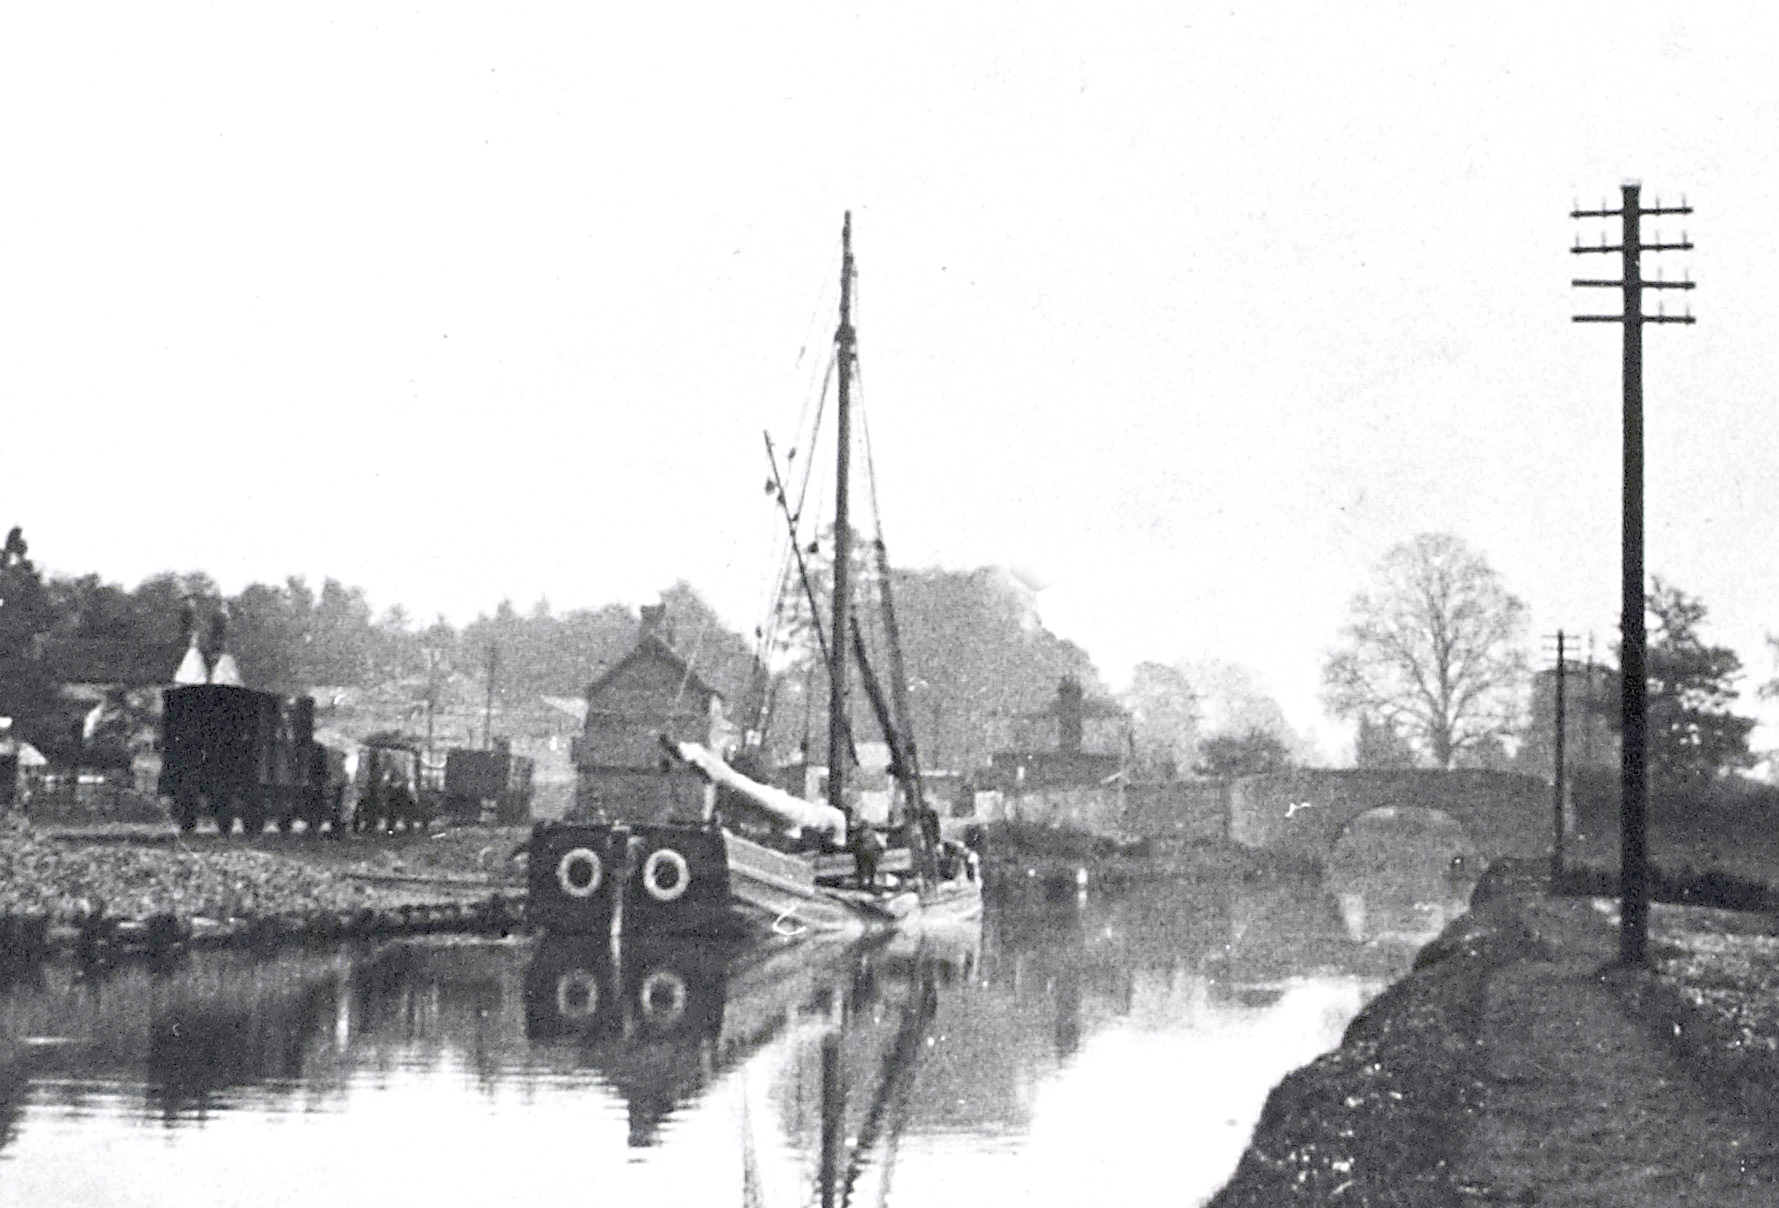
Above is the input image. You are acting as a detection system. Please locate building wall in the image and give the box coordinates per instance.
[1004,784,1127,833]
[987,750,1123,791]
[573,767,710,826]
[1122,780,1229,842]
[574,646,726,825]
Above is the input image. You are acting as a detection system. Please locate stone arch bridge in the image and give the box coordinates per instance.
[1228,769,1550,865]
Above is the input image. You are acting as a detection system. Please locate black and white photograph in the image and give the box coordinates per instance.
[4,4,1779,1204]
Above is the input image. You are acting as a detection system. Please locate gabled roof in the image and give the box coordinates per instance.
[585,631,722,707]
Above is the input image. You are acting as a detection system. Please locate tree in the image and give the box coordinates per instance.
[1195,728,1293,777]
[1322,532,1529,769]
[1122,661,1200,779]
[657,580,762,712]
[1184,658,1307,762]
[1641,579,1754,792]
[0,526,60,736]
[1354,713,1418,768]
[759,560,1104,771]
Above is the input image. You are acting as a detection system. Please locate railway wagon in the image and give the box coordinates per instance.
[158,683,343,834]
[350,735,432,833]
[440,744,534,825]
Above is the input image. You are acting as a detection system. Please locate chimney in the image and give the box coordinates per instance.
[639,603,673,646]
[1057,675,1084,754]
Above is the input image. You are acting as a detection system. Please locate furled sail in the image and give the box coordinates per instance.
[661,737,847,846]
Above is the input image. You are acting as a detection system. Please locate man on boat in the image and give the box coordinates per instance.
[851,821,884,889]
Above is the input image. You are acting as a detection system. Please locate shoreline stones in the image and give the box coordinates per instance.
[1,892,527,971]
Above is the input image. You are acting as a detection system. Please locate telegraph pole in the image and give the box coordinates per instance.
[1550,630,1568,882]
[1572,182,1694,966]
[483,641,498,749]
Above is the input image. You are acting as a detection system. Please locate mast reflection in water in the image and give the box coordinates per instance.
[0,861,1469,1207]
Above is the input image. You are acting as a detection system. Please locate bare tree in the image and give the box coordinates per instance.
[1322,533,1529,768]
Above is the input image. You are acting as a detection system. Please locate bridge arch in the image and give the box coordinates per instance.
[1326,804,1475,859]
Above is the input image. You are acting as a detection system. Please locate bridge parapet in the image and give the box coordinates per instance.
[1230,769,1549,863]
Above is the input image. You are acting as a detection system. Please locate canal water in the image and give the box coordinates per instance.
[1,832,1474,1207]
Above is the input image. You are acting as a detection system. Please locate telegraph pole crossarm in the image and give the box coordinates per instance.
[1569,181,1696,968]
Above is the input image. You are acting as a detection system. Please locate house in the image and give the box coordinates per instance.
[571,605,738,825]
[1516,661,1618,781]
[987,675,1131,790]
[36,635,189,787]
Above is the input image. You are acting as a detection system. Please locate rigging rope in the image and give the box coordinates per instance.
[664,607,715,728]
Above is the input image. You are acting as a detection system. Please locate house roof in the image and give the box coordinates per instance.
[1014,696,1129,721]
[540,695,589,723]
[585,631,722,706]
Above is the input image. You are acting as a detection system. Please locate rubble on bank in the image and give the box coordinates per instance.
[0,816,525,965]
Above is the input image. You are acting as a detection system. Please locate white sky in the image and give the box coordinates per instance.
[6,3,1779,759]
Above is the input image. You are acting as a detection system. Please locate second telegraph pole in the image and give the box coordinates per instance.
[1572,182,1694,966]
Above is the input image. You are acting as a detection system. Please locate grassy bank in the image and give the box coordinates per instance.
[1208,858,1779,1204]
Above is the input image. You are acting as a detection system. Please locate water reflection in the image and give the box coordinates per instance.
[0,849,1472,1207]
[1325,806,1479,947]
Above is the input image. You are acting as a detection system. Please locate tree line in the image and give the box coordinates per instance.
[9,520,1760,795]
[0,527,1200,773]
[1319,530,1768,806]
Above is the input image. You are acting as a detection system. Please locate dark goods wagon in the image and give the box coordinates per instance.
[158,684,342,835]
[352,736,432,834]
[441,745,534,825]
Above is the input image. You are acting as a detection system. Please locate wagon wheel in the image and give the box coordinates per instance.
[239,796,266,837]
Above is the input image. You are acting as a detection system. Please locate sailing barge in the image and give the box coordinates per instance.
[526,213,982,941]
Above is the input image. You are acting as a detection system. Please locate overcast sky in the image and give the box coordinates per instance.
[6,3,1778,759]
